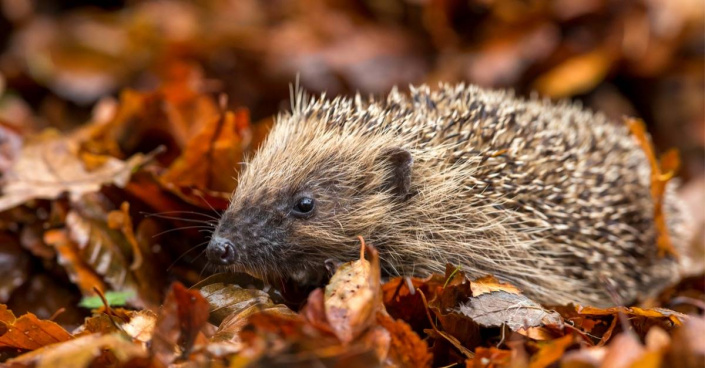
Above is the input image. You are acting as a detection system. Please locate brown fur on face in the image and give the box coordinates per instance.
[208,84,692,307]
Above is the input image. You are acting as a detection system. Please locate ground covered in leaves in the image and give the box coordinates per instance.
[0,0,703,367]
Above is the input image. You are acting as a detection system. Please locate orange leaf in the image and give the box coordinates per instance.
[0,305,73,350]
[528,334,574,368]
[376,312,432,368]
[466,347,512,368]
[471,275,521,296]
[533,48,613,98]
[107,202,143,270]
[43,229,106,296]
[626,118,680,258]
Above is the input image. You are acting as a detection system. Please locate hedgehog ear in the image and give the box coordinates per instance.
[380,148,413,198]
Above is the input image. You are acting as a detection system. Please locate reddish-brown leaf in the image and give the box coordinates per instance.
[376,312,432,368]
[0,305,73,350]
[151,282,210,365]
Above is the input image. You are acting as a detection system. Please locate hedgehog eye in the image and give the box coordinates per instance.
[292,197,315,217]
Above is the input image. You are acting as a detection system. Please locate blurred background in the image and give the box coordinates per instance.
[0,0,703,328]
[1,0,703,174]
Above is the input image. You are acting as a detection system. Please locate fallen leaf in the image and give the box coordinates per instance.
[0,129,152,212]
[458,291,564,332]
[429,266,483,350]
[324,237,382,344]
[533,48,613,98]
[6,332,146,368]
[529,334,574,368]
[151,282,210,365]
[471,275,521,296]
[382,274,443,334]
[160,108,252,195]
[0,304,73,350]
[75,309,156,344]
[43,228,107,297]
[53,194,163,307]
[466,346,512,368]
[196,273,277,326]
[211,303,297,351]
[376,312,432,368]
[577,305,686,327]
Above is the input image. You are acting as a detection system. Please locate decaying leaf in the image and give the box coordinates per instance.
[458,291,563,334]
[43,229,107,297]
[6,333,146,368]
[0,305,73,350]
[151,282,210,365]
[324,237,382,344]
[160,108,251,195]
[197,274,276,327]
[376,312,432,368]
[0,130,153,212]
[73,308,156,344]
[529,334,575,368]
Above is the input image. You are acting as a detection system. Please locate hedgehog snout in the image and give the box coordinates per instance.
[206,236,239,265]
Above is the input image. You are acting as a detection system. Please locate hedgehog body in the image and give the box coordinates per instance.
[207,84,689,307]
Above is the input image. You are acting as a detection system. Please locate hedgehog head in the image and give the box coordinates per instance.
[205,102,413,284]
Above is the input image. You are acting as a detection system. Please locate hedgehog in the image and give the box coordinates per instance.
[205,83,690,307]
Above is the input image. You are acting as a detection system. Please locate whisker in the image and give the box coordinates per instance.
[152,225,216,238]
[167,241,210,271]
[145,214,217,226]
[196,192,223,218]
[194,248,208,262]
[143,210,220,221]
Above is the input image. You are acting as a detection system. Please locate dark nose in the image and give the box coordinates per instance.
[206,237,238,265]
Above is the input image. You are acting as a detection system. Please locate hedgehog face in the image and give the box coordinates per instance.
[205,121,413,285]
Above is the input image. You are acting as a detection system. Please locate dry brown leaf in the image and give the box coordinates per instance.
[0,304,73,350]
[458,291,563,332]
[324,237,382,344]
[0,130,152,212]
[194,273,284,325]
[151,282,210,365]
[211,303,296,351]
[45,203,146,304]
[6,333,146,368]
[75,309,156,344]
